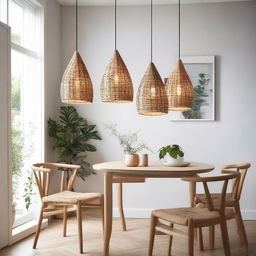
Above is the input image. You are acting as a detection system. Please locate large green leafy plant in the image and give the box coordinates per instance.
[48,106,101,181]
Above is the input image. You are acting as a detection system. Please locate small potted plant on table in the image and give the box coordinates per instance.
[159,144,189,167]
[105,124,151,167]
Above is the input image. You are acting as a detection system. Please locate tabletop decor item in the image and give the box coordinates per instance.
[48,106,101,182]
[159,144,189,167]
[139,154,148,167]
[105,124,152,167]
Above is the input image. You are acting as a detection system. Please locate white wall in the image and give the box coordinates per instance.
[60,2,256,219]
[44,0,62,162]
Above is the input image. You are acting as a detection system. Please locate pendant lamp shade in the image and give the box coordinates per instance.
[137,62,168,116]
[60,0,93,104]
[101,50,133,102]
[166,59,193,111]
[166,0,194,111]
[61,51,93,104]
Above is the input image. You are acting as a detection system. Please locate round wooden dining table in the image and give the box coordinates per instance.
[93,161,214,256]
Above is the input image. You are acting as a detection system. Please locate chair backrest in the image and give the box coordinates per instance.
[221,163,251,201]
[31,163,80,199]
[182,173,240,215]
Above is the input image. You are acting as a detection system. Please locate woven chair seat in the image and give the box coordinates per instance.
[195,193,234,208]
[42,190,102,204]
[152,207,235,226]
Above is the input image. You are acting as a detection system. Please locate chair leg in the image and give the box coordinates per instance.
[63,206,68,237]
[77,202,83,254]
[234,203,248,249]
[167,224,173,256]
[220,220,231,256]
[198,227,204,251]
[117,183,127,231]
[100,195,105,232]
[148,215,157,256]
[188,222,194,256]
[33,203,45,249]
[209,225,215,249]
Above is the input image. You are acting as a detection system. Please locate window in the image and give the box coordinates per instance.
[1,0,44,229]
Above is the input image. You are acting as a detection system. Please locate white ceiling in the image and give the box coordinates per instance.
[57,0,254,6]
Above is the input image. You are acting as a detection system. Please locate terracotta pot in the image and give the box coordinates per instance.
[125,154,139,167]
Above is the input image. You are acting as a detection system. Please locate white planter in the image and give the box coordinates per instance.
[164,155,184,164]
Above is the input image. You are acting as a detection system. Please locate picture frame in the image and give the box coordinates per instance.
[168,56,215,121]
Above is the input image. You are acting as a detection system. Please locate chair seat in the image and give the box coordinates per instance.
[195,193,234,207]
[42,190,102,204]
[152,207,235,226]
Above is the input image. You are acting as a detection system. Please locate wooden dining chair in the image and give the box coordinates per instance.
[32,163,104,254]
[194,163,251,250]
[148,173,240,256]
[113,177,146,231]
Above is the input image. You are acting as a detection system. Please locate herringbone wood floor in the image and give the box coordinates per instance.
[1,209,256,256]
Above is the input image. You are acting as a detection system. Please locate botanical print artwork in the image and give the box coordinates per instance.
[169,56,215,121]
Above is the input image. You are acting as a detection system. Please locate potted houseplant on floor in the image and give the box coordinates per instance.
[105,124,152,167]
[48,106,101,182]
[159,144,185,166]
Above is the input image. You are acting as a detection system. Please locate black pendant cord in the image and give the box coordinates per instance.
[76,0,78,52]
[150,0,153,63]
[115,0,117,50]
[178,0,181,60]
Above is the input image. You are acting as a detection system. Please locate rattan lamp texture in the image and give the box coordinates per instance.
[166,0,193,111]
[137,63,168,115]
[101,50,133,102]
[166,59,193,111]
[100,0,133,103]
[136,0,168,116]
[60,0,93,104]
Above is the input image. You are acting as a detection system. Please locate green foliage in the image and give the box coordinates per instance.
[11,76,21,111]
[23,174,35,210]
[48,106,101,180]
[159,144,184,160]
[104,124,152,155]
[183,73,211,119]
[11,122,24,197]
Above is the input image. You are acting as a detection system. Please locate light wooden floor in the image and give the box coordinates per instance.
[1,209,256,256]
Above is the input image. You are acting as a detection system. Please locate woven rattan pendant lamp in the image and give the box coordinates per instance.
[136,0,168,116]
[166,0,193,111]
[60,0,93,104]
[100,0,133,103]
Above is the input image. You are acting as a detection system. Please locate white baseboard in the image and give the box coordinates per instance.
[241,209,256,220]
[113,208,256,221]
[10,219,48,245]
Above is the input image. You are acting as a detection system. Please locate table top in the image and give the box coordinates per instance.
[93,161,214,178]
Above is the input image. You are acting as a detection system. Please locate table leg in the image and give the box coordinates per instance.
[189,181,196,207]
[104,172,113,256]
